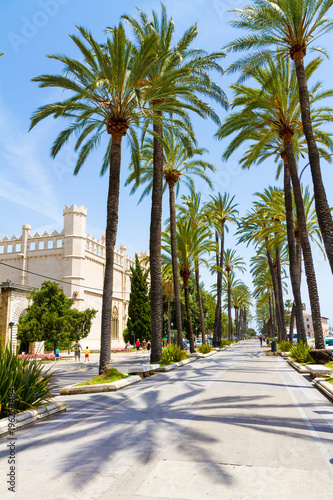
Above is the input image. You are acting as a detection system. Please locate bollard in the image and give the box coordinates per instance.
[271,340,277,353]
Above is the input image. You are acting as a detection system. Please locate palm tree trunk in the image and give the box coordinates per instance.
[266,249,283,339]
[168,182,183,346]
[100,134,122,374]
[268,294,273,337]
[293,53,333,273]
[183,276,195,353]
[150,116,163,363]
[195,260,206,344]
[284,139,325,349]
[217,230,225,344]
[167,294,171,344]
[275,245,287,341]
[283,160,307,343]
[289,304,295,343]
[213,230,221,347]
[228,276,232,341]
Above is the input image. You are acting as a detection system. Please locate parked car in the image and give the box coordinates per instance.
[324,336,333,354]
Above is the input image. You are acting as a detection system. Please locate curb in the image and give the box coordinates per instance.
[155,356,197,372]
[59,375,141,395]
[286,357,309,374]
[0,400,67,438]
[313,378,333,400]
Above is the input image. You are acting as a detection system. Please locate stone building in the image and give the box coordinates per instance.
[303,313,329,338]
[0,204,148,350]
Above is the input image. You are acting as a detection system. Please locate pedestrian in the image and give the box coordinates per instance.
[73,340,82,361]
[136,339,140,351]
[142,339,147,350]
[55,348,60,360]
[126,341,131,353]
[259,335,263,347]
[146,340,151,351]
[84,346,90,362]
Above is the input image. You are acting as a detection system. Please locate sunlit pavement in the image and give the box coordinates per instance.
[1,340,333,499]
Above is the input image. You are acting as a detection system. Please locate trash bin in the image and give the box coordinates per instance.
[266,338,270,345]
[271,340,277,353]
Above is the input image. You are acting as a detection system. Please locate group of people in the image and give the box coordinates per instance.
[125,339,151,352]
[72,341,90,361]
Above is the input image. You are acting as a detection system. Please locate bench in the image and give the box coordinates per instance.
[305,364,333,378]
[127,365,159,378]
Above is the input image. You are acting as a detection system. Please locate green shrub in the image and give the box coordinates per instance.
[197,344,213,354]
[220,339,233,347]
[161,344,187,365]
[0,343,57,419]
[290,342,314,363]
[278,341,293,352]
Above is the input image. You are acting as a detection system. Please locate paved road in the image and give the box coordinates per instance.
[1,341,333,499]
[45,351,153,393]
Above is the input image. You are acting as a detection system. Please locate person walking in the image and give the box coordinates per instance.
[126,341,131,353]
[73,340,82,361]
[146,340,151,351]
[84,346,90,362]
[259,335,263,347]
[136,339,141,351]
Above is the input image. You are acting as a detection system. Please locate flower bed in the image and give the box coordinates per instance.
[18,354,61,361]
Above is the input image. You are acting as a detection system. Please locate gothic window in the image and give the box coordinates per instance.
[111,306,119,339]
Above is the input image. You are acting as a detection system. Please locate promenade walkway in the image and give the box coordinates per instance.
[1,340,333,499]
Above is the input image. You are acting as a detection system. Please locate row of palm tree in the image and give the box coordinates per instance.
[29,1,333,369]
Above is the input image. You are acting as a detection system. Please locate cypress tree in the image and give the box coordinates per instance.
[127,255,151,342]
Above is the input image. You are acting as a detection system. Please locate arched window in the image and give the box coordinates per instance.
[111,306,119,339]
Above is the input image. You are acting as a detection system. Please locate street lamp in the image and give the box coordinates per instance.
[131,331,135,348]
[9,322,15,351]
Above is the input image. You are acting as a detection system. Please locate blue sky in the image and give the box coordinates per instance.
[1,0,333,326]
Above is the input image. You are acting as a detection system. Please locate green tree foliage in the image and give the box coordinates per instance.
[127,255,151,342]
[17,281,97,350]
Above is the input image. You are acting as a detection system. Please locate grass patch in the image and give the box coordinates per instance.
[75,367,127,386]
[197,343,213,354]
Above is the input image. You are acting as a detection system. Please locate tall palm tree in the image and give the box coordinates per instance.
[162,219,212,353]
[232,282,252,340]
[205,194,239,346]
[162,274,174,345]
[126,131,215,347]
[237,189,289,341]
[121,4,228,362]
[177,193,212,344]
[30,25,162,374]
[225,0,333,272]
[222,250,246,341]
[219,56,333,348]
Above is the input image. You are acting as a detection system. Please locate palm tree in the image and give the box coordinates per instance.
[232,282,252,340]
[205,194,239,346]
[222,250,246,341]
[126,131,215,347]
[225,0,333,272]
[30,25,162,373]
[162,275,174,345]
[177,193,212,344]
[219,56,333,348]
[162,219,212,353]
[237,189,289,341]
[121,5,227,362]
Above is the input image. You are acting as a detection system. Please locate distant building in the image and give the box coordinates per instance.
[303,313,329,337]
[0,204,148,350]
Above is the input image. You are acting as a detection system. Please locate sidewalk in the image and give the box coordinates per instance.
[1,340,333,499]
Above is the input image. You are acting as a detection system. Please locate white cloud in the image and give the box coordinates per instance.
[0,94,62,223]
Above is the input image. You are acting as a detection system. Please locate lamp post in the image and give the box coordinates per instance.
[9,322,15,351]
[131,331,135,348]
